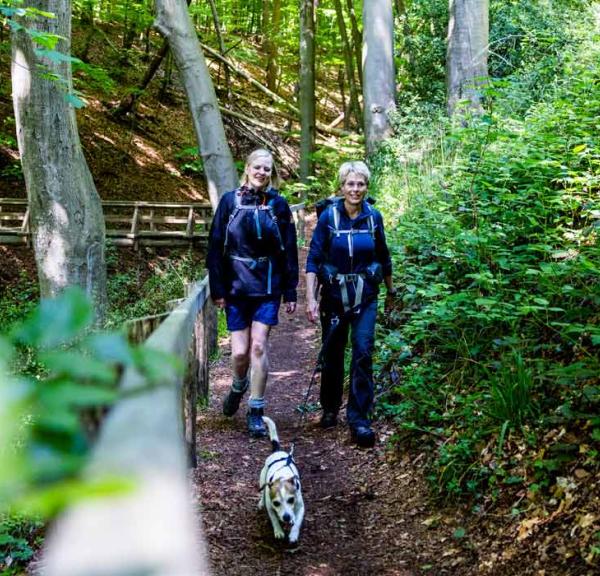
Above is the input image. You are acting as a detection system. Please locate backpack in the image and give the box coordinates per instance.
[224,190,284,256]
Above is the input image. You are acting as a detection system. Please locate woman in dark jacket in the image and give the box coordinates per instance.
[305,161,394,447]
[207,149,298,438]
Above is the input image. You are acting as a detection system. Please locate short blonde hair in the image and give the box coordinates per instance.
[240,148,280,190]
[338,161,370,188]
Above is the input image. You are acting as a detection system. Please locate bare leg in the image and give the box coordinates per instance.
[249,321,271,399]
[230,328,250,380]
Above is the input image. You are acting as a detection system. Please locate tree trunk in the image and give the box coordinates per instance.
[362,0,396,156]
[446,0,489,117]
[333,0,361,128]
[207,0,232,101]
[154,0,238,210]
[11,0,107,322]
[344,0,363,88]
[299,0,315,185]
[264,0,281,93]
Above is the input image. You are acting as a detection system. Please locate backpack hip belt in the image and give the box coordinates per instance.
[336,273,365,314]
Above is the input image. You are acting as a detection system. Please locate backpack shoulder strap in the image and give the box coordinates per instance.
[330,203,341,237]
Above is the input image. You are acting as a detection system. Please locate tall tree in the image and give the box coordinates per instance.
[11,0,108,322]
[446,0,489,117]
[264,0,281,92]
[362,0,396,156]
[299,0,315,184]
[207,0,232,100]
[333,0,361,127]
[154,0,238,210]
[344,0,363,88]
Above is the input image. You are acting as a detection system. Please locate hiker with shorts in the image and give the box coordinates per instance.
[207,149,299,438]
[305,161,394,448]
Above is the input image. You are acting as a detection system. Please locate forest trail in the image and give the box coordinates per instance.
[192,245,478,576]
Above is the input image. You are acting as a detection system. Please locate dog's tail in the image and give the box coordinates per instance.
[262,416,281,452]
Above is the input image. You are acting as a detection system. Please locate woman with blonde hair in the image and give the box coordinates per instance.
[207,149,298,438]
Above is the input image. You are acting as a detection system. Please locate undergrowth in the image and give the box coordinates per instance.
[374,5,600,521]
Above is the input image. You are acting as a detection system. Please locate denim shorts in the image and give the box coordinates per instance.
[225,297,280,331]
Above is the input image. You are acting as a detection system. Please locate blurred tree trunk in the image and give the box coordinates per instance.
[446,0,489,117]
[299,0,315,184]
[333,0,361,127]
[11,0,107,322]
[154,0,238,210]
[362,0,396,156]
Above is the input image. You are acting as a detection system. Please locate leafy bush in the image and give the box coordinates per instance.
[376,12,600,500]
[106,248,202,327]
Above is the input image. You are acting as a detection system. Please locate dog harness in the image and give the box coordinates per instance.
[259,453,299,492]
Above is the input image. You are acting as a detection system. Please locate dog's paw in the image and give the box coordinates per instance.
[288,528,300,543]
[273,527,286,540]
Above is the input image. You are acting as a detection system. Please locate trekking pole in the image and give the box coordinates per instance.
[289,295,378,454]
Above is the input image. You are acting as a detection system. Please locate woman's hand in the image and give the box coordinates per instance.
[306,298,319,323]
[285,301,297,314]
[213,298,226,309]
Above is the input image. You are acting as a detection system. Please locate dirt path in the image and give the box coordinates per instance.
[192,246,492,576]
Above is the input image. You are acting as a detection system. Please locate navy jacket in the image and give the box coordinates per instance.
[306,198,392,306]
[207,187,299,302]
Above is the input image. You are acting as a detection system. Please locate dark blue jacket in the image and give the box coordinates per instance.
[306,198,392,307]
[207,187,299,302]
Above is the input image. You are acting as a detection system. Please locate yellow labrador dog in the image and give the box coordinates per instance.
[258,417,304,543]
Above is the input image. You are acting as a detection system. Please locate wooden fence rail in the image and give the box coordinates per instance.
[43,276,217,576]
[0,198,213,247]
[0,198,305,246]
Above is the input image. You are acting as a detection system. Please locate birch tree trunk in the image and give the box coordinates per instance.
[362,0,396,156]
[11,0,107,322]
[446,0,489,117]
[154,0,238,210]
[299,0,315,183]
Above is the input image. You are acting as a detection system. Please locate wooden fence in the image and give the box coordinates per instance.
[42,276,217,576]
[0,198,213,247]
[0,198,304,246]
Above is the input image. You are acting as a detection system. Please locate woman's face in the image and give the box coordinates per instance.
[341,172,368,208]
[246,155,273,191]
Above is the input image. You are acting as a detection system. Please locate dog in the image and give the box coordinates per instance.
[258,416,304,543]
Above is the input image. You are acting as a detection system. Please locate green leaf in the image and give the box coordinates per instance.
[453,527,466,539]
[40,351,117,384]
[86,333,133,365]
[64,92,86,109]
[44,382,118,407]
[13,288,93,348]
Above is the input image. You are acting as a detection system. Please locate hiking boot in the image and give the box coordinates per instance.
[246,407,267,438]
[320,411,338,429]
[222,379,248,417]
[350,425,376,448]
